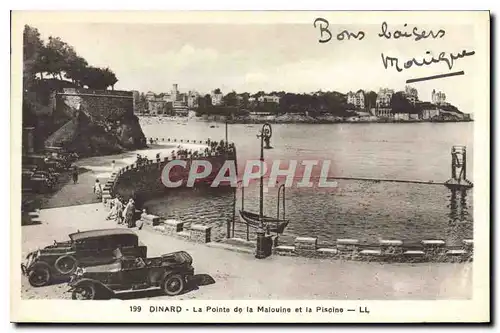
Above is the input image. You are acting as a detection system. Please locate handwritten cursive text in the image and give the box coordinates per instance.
[381,49,475,72]
[378,22,445,41]
[313,18,365,43]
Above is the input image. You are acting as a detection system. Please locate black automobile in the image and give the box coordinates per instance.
[22,228,148,287]
[68,250,195,300]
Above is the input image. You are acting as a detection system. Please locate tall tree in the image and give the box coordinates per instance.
[23,25,45,81]
[390,91,417,114]
[364,91,378,109]
[223,91,238,107]
[43,36,71,80]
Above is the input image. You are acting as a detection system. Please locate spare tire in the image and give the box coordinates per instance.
[54,255,77,275]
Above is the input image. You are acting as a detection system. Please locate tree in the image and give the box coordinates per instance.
[364,91,378,109]
[223,91,238,107]
[80,66,118,90]
[43,36,73,80]
[390,91,417,114]
[213,88,221,94]
[23,25,120,91]
[23,25,45,82]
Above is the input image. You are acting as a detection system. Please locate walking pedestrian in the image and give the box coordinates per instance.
[111,160,116,171]
[116,198,124,224]
[123,198,136,228]
[72,167,78,184]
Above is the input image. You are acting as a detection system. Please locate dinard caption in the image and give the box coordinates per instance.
[143,305,369,314]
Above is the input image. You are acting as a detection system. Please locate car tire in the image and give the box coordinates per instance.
[162,274,185,296]
[28,263,51,287]
[54,255,77,275]
[71,283,97,300]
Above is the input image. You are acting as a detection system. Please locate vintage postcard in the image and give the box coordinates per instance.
[10,11,490,323]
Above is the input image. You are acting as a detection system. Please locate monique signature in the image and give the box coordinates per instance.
[381,50,476,72]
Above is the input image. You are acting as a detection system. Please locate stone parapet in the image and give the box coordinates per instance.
[190,224,212,243]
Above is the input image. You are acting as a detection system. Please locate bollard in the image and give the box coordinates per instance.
[255,228,273,259]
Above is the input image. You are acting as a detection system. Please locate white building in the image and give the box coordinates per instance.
[376,88,394,107]
[432,90,447,105]
[171,84,179,102]
[187,91,199,108]
[422,108,440,120]
[394,113,410,121]
[404,85,418,105]
[375,108,392,118]
[346,90,365,109]
[211,91,224,106]
[257,95,281,104]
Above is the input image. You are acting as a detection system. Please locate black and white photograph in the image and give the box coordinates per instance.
[10,10,490,323]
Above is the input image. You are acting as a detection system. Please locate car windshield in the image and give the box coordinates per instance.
[84,261,122,273]
[74,235,138,250]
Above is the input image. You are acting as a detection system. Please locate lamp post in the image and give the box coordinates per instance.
[257,123,272,229]
[254,123,273,259]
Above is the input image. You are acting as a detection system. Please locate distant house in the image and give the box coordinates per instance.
[211,91,224,106]
[355,111,371,117]
[145,91,167,115]
[376,88,394,107]
[404,85,419,105]
[347,90,365,109]
[421,108,440,120]
[249,110,273,116]
[375,108,392,118]
[432,89,447,105]
[187,91,199,108]
[257,95,281,104]
[394,113,410,121]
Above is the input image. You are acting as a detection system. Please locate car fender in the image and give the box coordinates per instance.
[160,268,186,282]
[69,278,114,295]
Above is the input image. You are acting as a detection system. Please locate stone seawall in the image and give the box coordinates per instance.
[45,87,146,156]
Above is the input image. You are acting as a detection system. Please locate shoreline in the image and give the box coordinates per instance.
[137,114,474,125]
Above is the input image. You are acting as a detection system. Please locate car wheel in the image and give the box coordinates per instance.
[71,284,96,300]
[162,274,185,296]
[54,255,77,275]
[28,264,51,287]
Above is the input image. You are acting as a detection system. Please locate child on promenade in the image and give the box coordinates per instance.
[93,179,102,200]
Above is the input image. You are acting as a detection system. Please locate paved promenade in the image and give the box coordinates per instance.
[21,203,472,300]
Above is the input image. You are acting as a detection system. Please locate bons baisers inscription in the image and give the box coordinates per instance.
[313,18,475,80]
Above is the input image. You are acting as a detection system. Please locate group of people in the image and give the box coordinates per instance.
[149,137,162,145]
[106,197,137,228]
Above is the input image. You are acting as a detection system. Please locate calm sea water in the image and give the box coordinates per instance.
[140,118,474,246]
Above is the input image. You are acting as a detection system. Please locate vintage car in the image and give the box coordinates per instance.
[21,228,147,287]
[22,169,56,193]
[68,250,194,300]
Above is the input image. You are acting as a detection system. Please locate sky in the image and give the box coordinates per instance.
[29,20,479,112]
